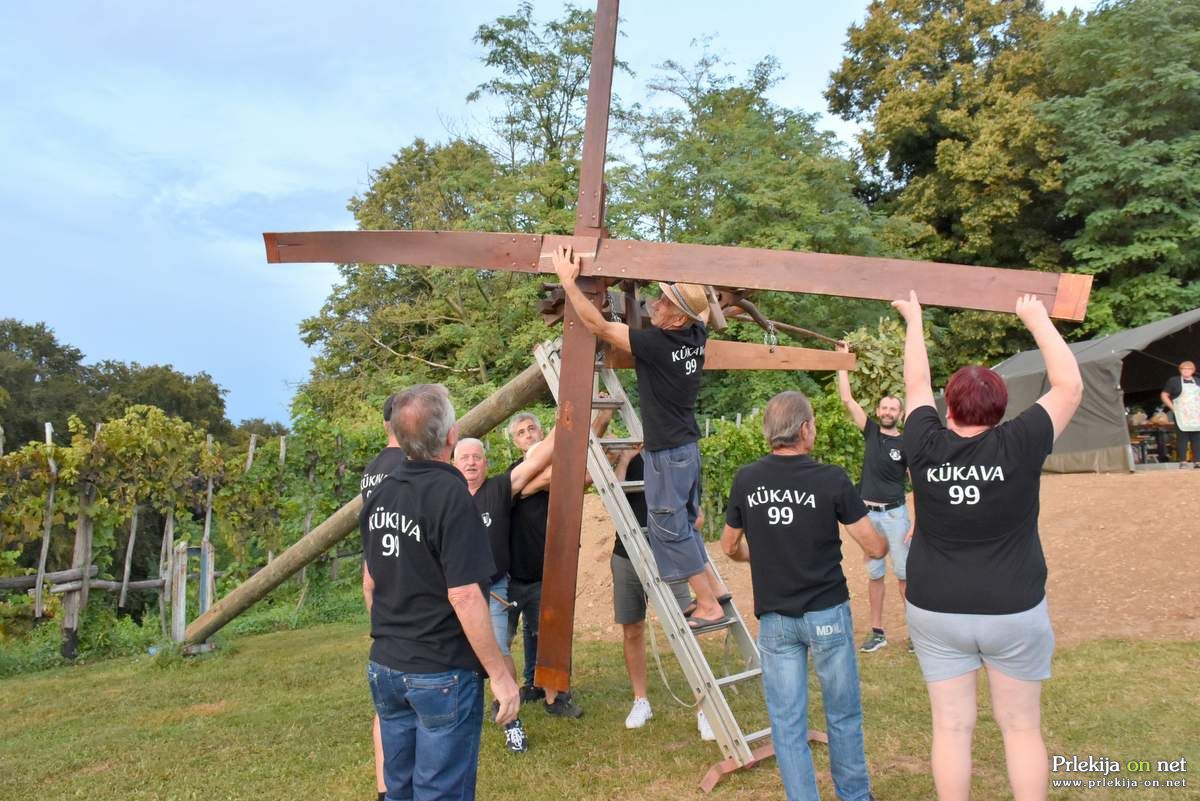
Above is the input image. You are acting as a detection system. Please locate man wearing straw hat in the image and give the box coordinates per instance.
[553,246,727,630]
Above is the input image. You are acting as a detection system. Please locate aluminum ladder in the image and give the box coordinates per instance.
[533,340,781,790]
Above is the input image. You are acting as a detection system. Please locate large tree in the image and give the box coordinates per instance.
[0,319,90,447]
[1040,0,1200,332]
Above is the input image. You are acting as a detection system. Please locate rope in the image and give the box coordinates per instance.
[646,608,702,709]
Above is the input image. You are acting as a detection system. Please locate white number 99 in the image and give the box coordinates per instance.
[767,506,793,525]
[948,485,980,505]
[382,533,399,557]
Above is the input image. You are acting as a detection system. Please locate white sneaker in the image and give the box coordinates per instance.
[697,709,716,741]
[624,697,652,729]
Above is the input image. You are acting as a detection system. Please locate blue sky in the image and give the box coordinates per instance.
[0,1,1094,425]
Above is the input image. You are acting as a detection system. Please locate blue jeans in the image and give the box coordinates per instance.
[759,602,872,801]
[488,575,512,656]
[643,441,708,582]
[507,578,541,686]
[366,662,484,801]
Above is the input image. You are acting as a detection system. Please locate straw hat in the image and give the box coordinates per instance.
[656,281,709,323]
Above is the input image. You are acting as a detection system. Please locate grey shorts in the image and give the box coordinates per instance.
[643,442,709,582]
[906,597,1055,683]
[611,552,692,625]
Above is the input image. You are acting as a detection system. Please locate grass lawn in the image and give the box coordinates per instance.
[1,622,1196,800]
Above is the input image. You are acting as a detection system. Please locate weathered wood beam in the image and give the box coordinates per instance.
[0,565,98,591]
[604,340,855,371]
[182,361,552,646]
[263,230,1092,321]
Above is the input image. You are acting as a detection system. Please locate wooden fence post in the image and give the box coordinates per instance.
[60,423,100,660]
[0,422,5,455]
[171,541,188,643]
[118,506,139,608]
[158,509,175,639]
[198,540,215,615]
[34,422,58,618]
[245,434,257,471]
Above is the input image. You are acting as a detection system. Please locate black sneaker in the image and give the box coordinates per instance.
[504,717,529,753]
[519,684,545,704]
[544,691,583,719]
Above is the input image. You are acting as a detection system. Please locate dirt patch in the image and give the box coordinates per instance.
[572,470,1200,645]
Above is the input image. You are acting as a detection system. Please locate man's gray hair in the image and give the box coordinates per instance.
[762,391,814,448]
[387,384,456,460]
[506,411,542,439]
[452,437,486,459]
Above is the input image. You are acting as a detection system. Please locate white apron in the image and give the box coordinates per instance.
[1175,378,1200,432]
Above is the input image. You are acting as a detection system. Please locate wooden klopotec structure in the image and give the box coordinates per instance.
[186,0,1091,788]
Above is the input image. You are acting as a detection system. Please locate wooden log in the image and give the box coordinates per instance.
[118,506,139,608]
[34,422,58,618]
[51,578,166,594]
[171,541,188,643]
[182,367,549,645]
[245,434,258,471]
[604,339,855,372]
[0,565,98,591]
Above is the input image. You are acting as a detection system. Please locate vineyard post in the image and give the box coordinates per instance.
[61,423,101,659]
[171,540,188,642]
[34,422,58,618]
[117,505,139,608]
[158,509,175,639]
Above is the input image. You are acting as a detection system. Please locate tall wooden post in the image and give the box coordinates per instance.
[171,541,188,643]
[118,505,139,608]
[34,423,58,618]
[61,423,100,660]
[158,509,175,639]
[534,0,620,693]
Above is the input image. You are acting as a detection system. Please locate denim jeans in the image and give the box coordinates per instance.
[759,602,872,801]
[366,662,484,801]
[643,441,708,581]
[865,506,910,581]
[507,578,541,686]
[488,575,512,656]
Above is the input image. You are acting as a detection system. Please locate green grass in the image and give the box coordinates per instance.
[1,623,1196,800]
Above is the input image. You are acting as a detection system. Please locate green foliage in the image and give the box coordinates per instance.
[1040,0,1200,333]
[842,317,906,407]
[698,413,768,539]
[811,392,866,483]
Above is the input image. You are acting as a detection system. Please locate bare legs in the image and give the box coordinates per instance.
[868,577,885,630]
[373,714,386,795]
[622,621,647,698]
[926,669,1047,801]
[988,667,1048,801]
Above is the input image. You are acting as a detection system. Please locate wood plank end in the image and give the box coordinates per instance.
[1051,273,1093,322]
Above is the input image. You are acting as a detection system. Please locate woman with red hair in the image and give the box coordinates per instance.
[893,291,1082,801]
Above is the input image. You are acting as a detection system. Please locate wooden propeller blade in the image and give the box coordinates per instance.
[264,230,1091,321]
[604,340,855,371]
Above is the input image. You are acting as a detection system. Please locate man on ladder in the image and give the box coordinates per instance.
[554,246,728,630]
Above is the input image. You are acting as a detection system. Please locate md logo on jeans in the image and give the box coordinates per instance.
[816,623,843,636]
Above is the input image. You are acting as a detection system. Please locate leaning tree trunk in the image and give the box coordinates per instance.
[184,360,550,645]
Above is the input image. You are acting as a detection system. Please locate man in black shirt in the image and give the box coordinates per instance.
[451,432,554,751]
[361,394,406,801]
[836,341,912,653]
[1161,360,1199,467]
[554,246,727,630]
[721,391,886,801]
[361,384,518,801]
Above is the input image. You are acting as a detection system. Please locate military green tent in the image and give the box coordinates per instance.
[989,308,1200,472]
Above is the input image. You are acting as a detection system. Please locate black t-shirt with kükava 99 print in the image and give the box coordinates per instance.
[360,446,407,501]
[725,454,869,619]
[360,459,495,674]
[629,323,706,452]
[903,404,1055,616]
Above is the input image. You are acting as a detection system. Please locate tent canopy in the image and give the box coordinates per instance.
[989,308,1200,472]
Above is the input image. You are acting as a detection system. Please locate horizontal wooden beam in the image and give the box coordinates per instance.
[604,340,855,371]
[263,230,1092,321]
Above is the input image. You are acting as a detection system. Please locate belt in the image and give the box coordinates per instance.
[864,500,904,512]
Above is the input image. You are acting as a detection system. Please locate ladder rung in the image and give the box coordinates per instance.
[716,668,763,688]
[592,396,626,409]
[619,480,645,493]
[599,437,642,450]
[689,616,736,634]
[745,727,772,744]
